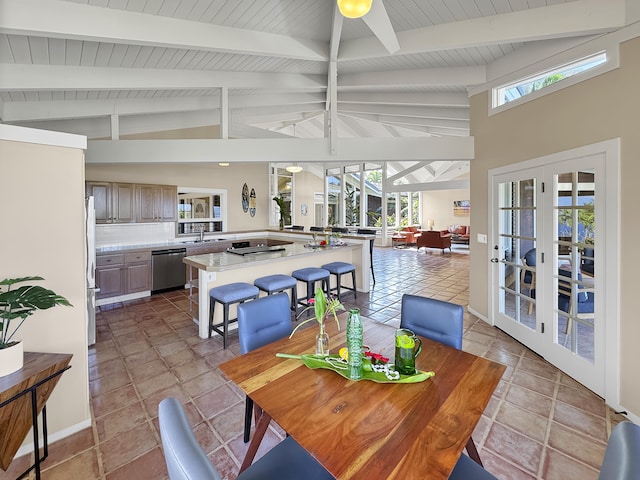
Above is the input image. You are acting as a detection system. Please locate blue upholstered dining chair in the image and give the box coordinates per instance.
[237,293,293,443]
[400,294,485,464]
[521,248,537,315]
[400,294,464,350]
[449,421,640,479]
[159,397,333,480]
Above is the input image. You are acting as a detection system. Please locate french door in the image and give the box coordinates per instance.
[490,142,618,397]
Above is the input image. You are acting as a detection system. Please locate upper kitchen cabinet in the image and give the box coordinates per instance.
[86,181,135,224]
[136,184,177,223]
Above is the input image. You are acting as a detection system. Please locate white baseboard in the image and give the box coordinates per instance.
[96,290,149,307]
[467,305,492,325]
[15,418,92,459]
[606,402,640,425]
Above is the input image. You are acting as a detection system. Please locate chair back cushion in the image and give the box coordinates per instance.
[159,398,221,480]
[238,293,293,354]
[598,422,640,480]
[523,248,536,267]
[400,294,463,350]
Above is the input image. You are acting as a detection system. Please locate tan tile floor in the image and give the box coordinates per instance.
[2,245,625,480]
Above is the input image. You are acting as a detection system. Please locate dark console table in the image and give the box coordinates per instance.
[0,352,73,480]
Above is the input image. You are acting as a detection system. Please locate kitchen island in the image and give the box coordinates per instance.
[184,241,365,339]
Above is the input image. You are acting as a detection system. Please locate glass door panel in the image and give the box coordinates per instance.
[553,169,596,362]
[493,173,541,351]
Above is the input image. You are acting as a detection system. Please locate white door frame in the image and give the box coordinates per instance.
[488,138,620,406]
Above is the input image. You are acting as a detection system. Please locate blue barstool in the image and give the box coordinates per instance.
[254,274,298,311]
[322,262,357,300]
[209,282,259,348]
[291,267,330,310]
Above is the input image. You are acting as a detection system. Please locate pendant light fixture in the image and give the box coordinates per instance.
[337,0,373,19]
[286,163,303,173]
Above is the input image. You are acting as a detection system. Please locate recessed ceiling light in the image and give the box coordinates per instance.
[218,162,230,167]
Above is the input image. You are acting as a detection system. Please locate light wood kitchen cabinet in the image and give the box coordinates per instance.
[136,184,177,222]
[96,254,125,299]
[112,183,136,223]
[96,251,151,299]
[87,181,176,224]
[124,251,151,293]
[86,181,111,224]
[86,181,135,224]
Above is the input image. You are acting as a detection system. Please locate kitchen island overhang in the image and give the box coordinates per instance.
[184,241,367,339]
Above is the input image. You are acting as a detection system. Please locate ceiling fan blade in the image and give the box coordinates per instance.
[362,0,400,54]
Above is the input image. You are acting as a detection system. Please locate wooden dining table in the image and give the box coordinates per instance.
[219,314,505,479]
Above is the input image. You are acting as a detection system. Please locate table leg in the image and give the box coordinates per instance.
[238,407,272,473]
[465,437,483,466]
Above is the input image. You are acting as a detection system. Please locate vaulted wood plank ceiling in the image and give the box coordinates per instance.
[0,0,631,186]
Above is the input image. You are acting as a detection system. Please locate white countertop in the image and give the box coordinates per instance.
[183,242,359,272]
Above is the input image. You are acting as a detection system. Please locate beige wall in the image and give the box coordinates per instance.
[421,189,470,231]
[469,36,640,415]
[85,162,271,231]
[0,138,90,444]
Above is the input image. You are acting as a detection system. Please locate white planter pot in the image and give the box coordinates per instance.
[0,341,24,377]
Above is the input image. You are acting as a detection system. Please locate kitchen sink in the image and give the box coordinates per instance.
[182,239,222,244]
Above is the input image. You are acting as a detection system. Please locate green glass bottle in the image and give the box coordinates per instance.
[347,308,363,380]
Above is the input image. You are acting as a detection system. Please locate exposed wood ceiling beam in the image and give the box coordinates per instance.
[338,66,486,88]
[387,162,429,183]
[385,179,470,193]
[0,62,484,93]
[0,0,327,62]
[339,104,469,121]
[338,92,469,108]
[342,112,469,132]
[0,64,326,91]
[1,92,327,122]
[339,0,626,60]
[86,136,475,164]
[362,0,399,54]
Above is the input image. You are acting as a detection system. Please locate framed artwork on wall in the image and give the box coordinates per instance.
[453,200,470,216]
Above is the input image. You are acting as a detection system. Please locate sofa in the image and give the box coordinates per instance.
[417,230,452,253]
[448,225,470,244]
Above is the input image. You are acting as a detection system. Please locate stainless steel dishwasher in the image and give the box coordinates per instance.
[151,247,187,293]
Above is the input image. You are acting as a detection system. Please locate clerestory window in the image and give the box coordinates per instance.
[492,52,607,110]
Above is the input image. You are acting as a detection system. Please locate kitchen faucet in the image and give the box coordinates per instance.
[199,225,205,242]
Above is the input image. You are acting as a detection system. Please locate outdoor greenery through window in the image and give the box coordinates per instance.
[324,163,420,229]
[493,52,607,108]
[272,168,293,227]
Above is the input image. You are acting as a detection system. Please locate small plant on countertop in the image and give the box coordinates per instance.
[0,276,72,349]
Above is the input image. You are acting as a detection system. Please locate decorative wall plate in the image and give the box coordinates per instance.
[242,183,249,213]
[249,188,256,217]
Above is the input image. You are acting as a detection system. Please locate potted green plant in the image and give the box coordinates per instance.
[290,287,344,356]
[0,276,72,376]
[272,195,291,230]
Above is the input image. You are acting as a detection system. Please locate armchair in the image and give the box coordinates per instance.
[417,230,451,253]
[401,226,422,244]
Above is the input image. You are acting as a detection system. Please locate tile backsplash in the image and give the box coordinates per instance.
[96,222,177,248]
